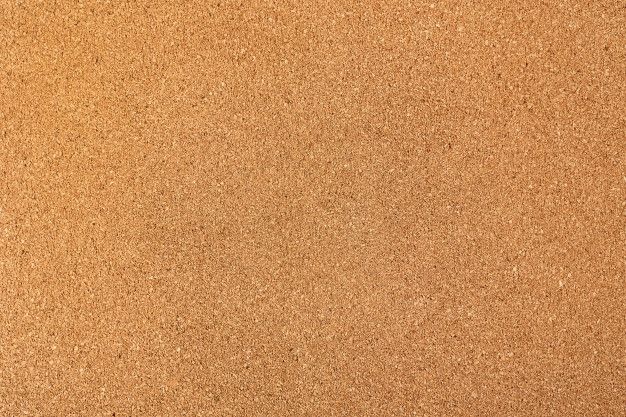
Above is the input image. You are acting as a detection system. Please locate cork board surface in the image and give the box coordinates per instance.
[1,0,625,416]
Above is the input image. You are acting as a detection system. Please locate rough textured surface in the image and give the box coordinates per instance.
[0,1,624,416]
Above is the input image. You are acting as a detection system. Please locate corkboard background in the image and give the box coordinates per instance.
[0,1,625,416]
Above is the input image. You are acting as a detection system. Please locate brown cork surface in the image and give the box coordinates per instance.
[1,1,625,416]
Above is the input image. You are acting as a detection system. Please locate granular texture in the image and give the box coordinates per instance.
[0,1,624,416]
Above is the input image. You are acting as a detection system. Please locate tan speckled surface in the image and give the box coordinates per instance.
[0,1,625,416]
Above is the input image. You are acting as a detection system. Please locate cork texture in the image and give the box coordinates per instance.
[1,1,625,416]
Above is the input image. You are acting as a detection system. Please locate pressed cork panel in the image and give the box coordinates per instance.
[0,1,624,416]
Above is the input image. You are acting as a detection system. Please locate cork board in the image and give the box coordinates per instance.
[1,1,625,416]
